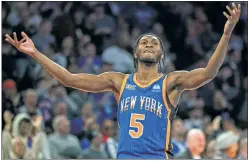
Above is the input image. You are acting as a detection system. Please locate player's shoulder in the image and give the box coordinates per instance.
[168,70,189,76]
[166,70,189,80]
[100,71,128,87]
[100,71,126,79]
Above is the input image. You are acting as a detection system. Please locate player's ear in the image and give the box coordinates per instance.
[134,51,137,58]
[161,53,164,60]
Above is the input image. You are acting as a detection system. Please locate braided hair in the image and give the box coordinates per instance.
[133,33,166,73]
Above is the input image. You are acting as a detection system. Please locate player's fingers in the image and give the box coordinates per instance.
[226,5,234,16]
[5,38,16,46]
[238,4,241,11]
[19,37,26,44]
[5,38,17,47]
[236,4,241,15]
[223,12,231,20]
[21,31,30,40]
[232,2,237,11]
[5,34,15,44]
[13,32,18,44]
[23,41,29,46]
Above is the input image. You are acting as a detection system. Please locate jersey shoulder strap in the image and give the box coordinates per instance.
[117,74,130,102]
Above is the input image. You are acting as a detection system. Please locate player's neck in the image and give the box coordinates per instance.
[136,64,160,82]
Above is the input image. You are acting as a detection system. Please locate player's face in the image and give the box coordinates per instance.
[135,35,163,64]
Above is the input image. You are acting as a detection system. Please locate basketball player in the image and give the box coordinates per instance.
[5,3,241,159]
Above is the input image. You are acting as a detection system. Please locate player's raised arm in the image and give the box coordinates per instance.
[173,3,241,91]
[5,32,124,93]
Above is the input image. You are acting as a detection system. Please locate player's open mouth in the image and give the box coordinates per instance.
[144,50,154,53]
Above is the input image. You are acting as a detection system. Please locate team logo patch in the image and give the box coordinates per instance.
[126,84,136,90]
[153,84,160,90]
[152,84,161,92]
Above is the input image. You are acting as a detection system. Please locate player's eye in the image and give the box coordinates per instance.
[141,41,147,45]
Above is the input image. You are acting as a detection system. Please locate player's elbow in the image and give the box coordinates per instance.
[61,79,71,87]
[204,69,218,80]
[61,73,74,87]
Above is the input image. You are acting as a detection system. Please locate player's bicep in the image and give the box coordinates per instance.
[175,68,214,91]
[67,72,118,93]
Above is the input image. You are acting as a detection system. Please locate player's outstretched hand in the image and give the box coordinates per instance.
[223,3,241,37]
[5,32,37,56]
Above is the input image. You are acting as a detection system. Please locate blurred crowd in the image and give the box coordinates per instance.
[2,1,247,159]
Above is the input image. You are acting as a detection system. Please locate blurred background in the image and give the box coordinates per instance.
[1,1,247,159]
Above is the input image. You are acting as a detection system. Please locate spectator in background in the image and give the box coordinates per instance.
[32,19,55,52]
[28,2,42,34]
[94,4,116,49]
[60,36,74,58]
[98,60,114,74]
[238,137,247,159]
[102,31,134,73]
[221,112,239,134]
[2,79,21,113]
[49,39,70,69]
[12,3,33,81]
[18,89,45,130]
[77,43,102,74]
[216,64,240,102]
[236,76,248,128]
[94,4,116,34]
[9,137,28,159]
[171,118,186,157]
[68,90,89,111]
[54,100,68,117]
[37,98,53,134]
[2,112,46,159]
[184,98,205,130]
[82,12,97,38]
[131,2,158,33]
[212,90,233,115]
[72,5,86,32]
[36,71,58,100]
[130,27,141,48]
[70,101,94,137]
[102,119,114,143]
[19,89,42,118]
[177,129,206,159]
[2,39,16,80]
[151,22,171,54]
[215,131,240,159]
[81,132,107,159]
[36,70,58,96]
[31,45,57,82]
[104,122,118,159]
[54,85,78,119]
[179,90,198,109]
[48,115,82,159]
[80,115,99,150]
[205,140,217,159]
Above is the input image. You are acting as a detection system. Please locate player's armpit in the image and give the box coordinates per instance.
[173,68,215,91]
[66,72,125,94]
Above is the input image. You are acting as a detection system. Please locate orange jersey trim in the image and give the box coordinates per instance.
[133,73,164,88]
[162,75,172,152]
[117,74,129,102]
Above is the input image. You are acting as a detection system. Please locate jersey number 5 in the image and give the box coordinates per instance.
[129,113,145,138]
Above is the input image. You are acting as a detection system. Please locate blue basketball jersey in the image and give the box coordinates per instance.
[116,73,177,159]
